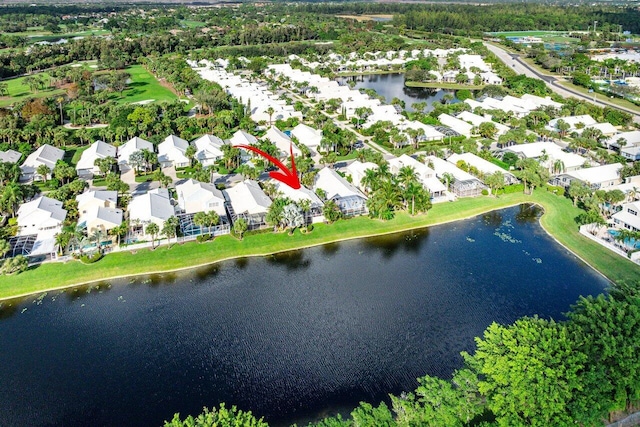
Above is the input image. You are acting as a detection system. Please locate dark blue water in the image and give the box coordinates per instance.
[0,205,608,427]
[336,73,458,112]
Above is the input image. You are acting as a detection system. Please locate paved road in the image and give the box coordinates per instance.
[484,42,640,125]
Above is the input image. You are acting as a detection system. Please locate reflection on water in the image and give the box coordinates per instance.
[335,73,459,112]
[0,205,608,427]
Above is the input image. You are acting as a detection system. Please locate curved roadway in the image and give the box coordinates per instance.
[484,42,640,125]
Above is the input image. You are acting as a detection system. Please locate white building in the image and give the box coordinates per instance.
[554,163,623,189]
[0,149,21,164]
[175,179,227,218]
[426,155,485,197]
[502,141,588,173]
[20,144,64,181]
[604,131,640,161]
[438,113,474,138]
[457,111,510,136]
[223,180,272,230]
[291,123,323,154]
[17,196,67,238]
[448,152,518,184]
[118,136,153,168]
[314,167,367,216]
[128,188,176,236]
[158,135,190,168]
[192,134,225,167]
[76,140,117,177]
[612,201,640,232]
[273,180,324,223]
[344,160,378,191]
[263,126,302,157]
[388,154,447,197]
[547,115,598,133]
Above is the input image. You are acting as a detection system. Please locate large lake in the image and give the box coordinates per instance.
[0,205,608,427]
[335,73,458,112]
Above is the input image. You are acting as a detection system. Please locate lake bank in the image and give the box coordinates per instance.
[404,81,484,90]
[1,190,638,301]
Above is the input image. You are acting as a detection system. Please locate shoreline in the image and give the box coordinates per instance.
[404,81,484,90]
[1,191,630,303]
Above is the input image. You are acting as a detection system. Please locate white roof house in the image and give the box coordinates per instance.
[17,196,67,238]
[503,141,588,173]
[448,152,518,184]
[0,149,21,164]
[604,131,640,160]
[158,135,190,168]
[555,163,623,189]
[426,155,485,197]
[290,123,322,152]
[584,122,618,136]
[344,160,378,191]
[77,190,118,213]
[78,205,123,235]
[273,180,324,210]
[192,134,225,167]
[223,179,272,229]
[263,126,302,157]
[314,167,367,216]
[438,113,474,138]
[612,201,640,232]
[388,154,446,196]
[229,130,258,147]
[547,115,597,133]
[76,140,117,176]
[20,144,64,181]
[118,136,153,167]
[175,179,226,217]
[457,111,510,136]
[128,188,176,231]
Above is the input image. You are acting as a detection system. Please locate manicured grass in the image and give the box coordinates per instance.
[556,80,640,111]
[112,65,178,105]
[2,189,639,300]
[180,20,207,28]
[0,72,65,108]
[134,174,154,183]
[64,145,90,167]
[405,81,484,90]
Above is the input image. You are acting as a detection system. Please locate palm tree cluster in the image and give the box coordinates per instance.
[362,163,432,220]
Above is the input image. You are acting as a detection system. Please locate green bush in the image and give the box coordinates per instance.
[545,185,564,195]
[196,234,212,243]
[80,252,103,264]
[501,183,525,194]
[481,189,489,196]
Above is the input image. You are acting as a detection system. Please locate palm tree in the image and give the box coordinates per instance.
[441,172,455,191]
[1,182,24,217]
[162,216,180,246]
[146,223,159,248]
[266,106,275,126]
[36,164,51,183]
[0,239,10,258]
[397,166,418,187]
[0,82,8,97]
[552,159,565,175]
[193,212,208,236]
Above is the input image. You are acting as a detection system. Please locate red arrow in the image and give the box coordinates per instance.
[234,143,301,190]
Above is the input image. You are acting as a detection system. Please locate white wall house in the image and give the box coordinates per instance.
[291,123,323,153]
[17,196,67,237]
[0,149,21,164]
[128,188,176,237]
[457,111,510,136]
[76,140,117,177]
[553,163,622,189]
[118,136,154,168]
[273,180,325,223]
[427,155,486,197]
[224,180,272,230]
[263,126,302,158]
[76,190,122,236]
[612,201,640,232]
[448,152,518,185]
[314,167,367,216]
[175,179,227,218]
[158,135,190,168]
[388,154,447,197]
[192,134,225,167]
[546,115,597,133]
[344,160,378,192]
[20,144,64,181]
[438,113,474,138]
[604,131,640,160]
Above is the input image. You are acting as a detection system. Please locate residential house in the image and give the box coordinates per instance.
[118,136,153,169]
[448,153,518,185]
[388,155,446,198]
[553,163,623,189]
[223,180,272,230]
[314,167,367,216]
[546,115,598,133]
[502,141,588,173]
[604,131,640,160]
[438,113,474,138]
[20,144,64,181]
[175,179,229,236]
[192,134,225,167]
[128,188,176,237]
[158,135,190,168]
[612,201,640,232]
[290,123,323,154]
[457,111,510,136]
[273,180,325,223]
[15,196,67,259]
[0,149,21,164]
[76,140,117,178]
[427,155,486,197]
[263,126,302,158]
[344,160,378,192]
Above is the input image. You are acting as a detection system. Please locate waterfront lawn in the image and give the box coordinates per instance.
[2,190,639,300]
[405,81,484,90]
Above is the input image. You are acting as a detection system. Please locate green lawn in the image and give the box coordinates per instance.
[1,189,639,300]
[0,72,65,108]
[556,80,640,111]
[64,145,90,167]
[180,20,207,28]
[112,65,179,105]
